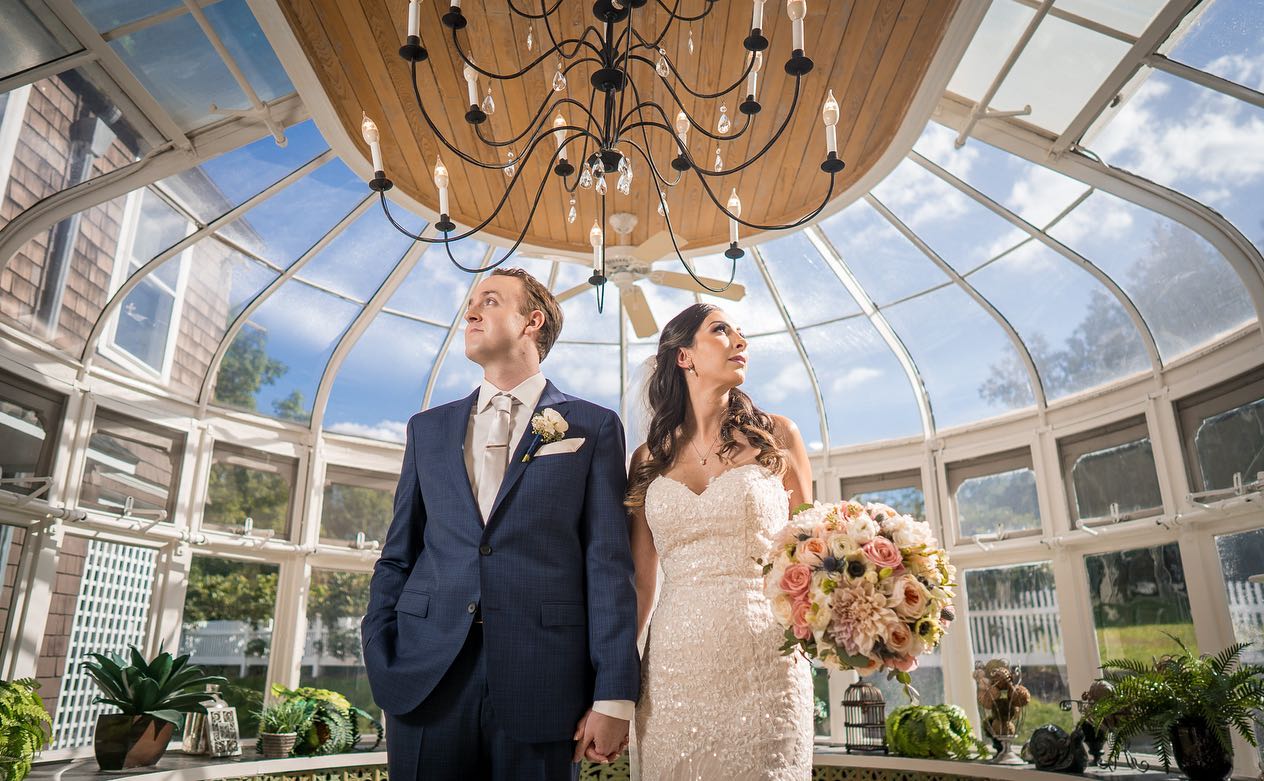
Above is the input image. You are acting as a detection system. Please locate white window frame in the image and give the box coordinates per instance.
[101,187,192,384]
[0,85,32,198]
[1176,368,1264,494]
[946,446,1043,545]
[319,464,395,547]
[1058,415,1164,528]
[840,469,926,519]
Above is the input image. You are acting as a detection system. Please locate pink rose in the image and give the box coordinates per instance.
[890,654,919,673]
[791,600,812,640]
[780,564,812,598]
[883,620,916,656]
[862,536,903,570]
[796,537,829,567]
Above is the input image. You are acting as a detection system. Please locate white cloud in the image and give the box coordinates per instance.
[829,366,883,394]
[327,419,408,443]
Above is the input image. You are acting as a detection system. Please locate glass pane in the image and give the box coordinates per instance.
[812,668,830,737]
[320,473,392,544]
[426,332,484,408]
[913,122,1092,230]
[1,2,73,80]
[554,260,620,344]
[219,160,368,273]
[968,242,1151,401]
[848,487,926,523]
[740,332,822,450]
[203,0,294,103]
[862,647,944,708]
[1049,191,1254,361]
[692,254,787,336]
[158,120,328,221]
[1089,69,1264,251]
[0,384,60,494]
[955,466,1040,538]
[871,158,1028,276]
[0,526,25,662]
[1214,527,1264,765]
[386,238,505,324]
[965,562,1072,743]
[42,538,157,750]
[1194,397,1264,491]
[544,343,621,414]
[181,556,278,739]
[948,1,1035,103]
[203,445,295,536]
[324,315,445,442]
[112,273,179,371]
[990,13,1133,134]
[1055,0,1165,35]
[80,411,181,518]
[74,0,181,32]
[1086,543,1195,664]
[1167,0,1264,90]
[127,189,188,266]
[297,208,421,303]
[884,285,1036,429]
[1070,438,1162,522]
[301,570,377,721]
[212,281,361,424]
[797,318,923,446]
[819,200,950,306]
[756,232,862,327]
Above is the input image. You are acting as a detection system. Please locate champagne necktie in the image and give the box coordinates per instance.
[477,393,514,523]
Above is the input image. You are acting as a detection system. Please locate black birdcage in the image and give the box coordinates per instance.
[842,681,888,754]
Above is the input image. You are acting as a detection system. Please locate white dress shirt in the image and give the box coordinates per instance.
[465,372,633,722]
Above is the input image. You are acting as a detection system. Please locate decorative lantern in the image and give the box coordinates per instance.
[842,681,887,754]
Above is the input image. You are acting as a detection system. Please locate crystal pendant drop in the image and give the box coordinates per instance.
[656,49,670,77]
[688,30,695,55]
[567,196,577,224]
[617,171,632,195]
[717,105,731,134]
[552,61,567,92]
[481,86,495,115]
[579,166,593,188]
[526,24,534,52]
[714,147,723,171]
[595,174,608,196]
[504,149,515,178]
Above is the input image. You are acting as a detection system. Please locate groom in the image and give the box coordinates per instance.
[361,268,639,780]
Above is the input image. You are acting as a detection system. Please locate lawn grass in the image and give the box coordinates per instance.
[1094,622,1197,666]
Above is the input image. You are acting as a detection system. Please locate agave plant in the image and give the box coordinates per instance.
[81,645,227,727]
[1087,639,1264,771]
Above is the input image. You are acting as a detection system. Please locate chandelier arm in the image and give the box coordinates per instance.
[506,0,565,21]
[691,162,838,231]
[450,25,602,81]
[472,80,603,148]
[652,0,718,24]
[537,1,605,62]
[624,48,754,101]
[619,65,755,142]
[628,142,737,294]
[561,83,602,196]
[620,78,686,188]
[614,4,635,149]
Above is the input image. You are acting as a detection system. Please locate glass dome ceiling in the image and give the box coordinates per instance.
[1,0,1261,454]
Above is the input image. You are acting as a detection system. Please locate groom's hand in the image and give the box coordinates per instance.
[572,709,629,764]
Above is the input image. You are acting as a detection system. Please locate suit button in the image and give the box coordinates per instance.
[479,544,492,556]
[467,602,477,614]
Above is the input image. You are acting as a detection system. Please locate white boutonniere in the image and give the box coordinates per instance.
[522,408,569,462]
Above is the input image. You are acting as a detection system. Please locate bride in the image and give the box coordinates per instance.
[627,303,815,779]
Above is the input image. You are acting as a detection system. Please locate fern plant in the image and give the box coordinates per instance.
[1087,639,1264,771]
[256,685,382,756]
[0,678,51,781]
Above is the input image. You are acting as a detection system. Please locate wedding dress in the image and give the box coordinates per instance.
[636,463,814,780]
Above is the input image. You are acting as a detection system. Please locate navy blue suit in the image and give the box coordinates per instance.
[361,381,640,780]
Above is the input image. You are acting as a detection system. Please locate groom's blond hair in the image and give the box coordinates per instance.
[491,267,563,361]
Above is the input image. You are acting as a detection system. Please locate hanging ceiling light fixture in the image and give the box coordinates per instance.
[363,0,845,312]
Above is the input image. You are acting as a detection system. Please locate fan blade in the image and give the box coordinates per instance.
[621,284,659,339]
[653,270,746,301]
[554,282,590,303]
[629,231,683,263]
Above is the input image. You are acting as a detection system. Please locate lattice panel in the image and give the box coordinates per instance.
[49,538,157,749]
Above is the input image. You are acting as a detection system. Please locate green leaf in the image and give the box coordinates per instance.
[147,709,183,727]
[792,503,813,516]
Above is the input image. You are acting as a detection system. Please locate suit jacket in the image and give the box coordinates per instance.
[361,381,640,742]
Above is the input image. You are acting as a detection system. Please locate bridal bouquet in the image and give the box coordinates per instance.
[762,500,956,693]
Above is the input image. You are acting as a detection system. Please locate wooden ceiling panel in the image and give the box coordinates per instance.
[277,0,959,256]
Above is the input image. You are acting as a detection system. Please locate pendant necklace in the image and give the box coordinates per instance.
[689,427,723,466]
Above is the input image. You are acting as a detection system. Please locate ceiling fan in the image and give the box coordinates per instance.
[554,213,746,338]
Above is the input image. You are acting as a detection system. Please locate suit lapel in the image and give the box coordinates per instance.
[443,388,481,521]
[485,380,570,527]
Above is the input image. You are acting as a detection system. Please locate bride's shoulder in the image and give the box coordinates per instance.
[766,413,802,448]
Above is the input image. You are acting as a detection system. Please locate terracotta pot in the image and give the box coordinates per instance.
[260,732,297,759]
[93,714,174,772]
[1170,717,1234,781]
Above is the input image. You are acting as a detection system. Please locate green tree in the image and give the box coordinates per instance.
[183,558,279,630]
[307,571,373,662]
[321,483,393,542]
[272,390,309,424]
[203,461,291,533]
[215,324,287,410]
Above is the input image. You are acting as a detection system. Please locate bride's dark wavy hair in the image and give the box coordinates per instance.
[626,303,786,508]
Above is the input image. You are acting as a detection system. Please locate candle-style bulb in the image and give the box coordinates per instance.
[674,110,689,141]
[589,220,603,248]
[361,113,380,144]
[433,156,449,189]
[463,62,479,106]
[407,0,421,38]
[552,113,567,147]
[787,0,806,21]
[727,188,742,218]
[822,89,839,127]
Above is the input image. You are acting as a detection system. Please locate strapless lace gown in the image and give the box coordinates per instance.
[635,464,814,780]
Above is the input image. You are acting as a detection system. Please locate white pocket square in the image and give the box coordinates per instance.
[534,437,586,456]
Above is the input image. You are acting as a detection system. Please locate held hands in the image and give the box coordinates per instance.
[572,709,630,764]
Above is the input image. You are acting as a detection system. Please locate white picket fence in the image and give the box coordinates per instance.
[968,587,1063,667]
[1226,579,1264,663]
[180,617,361,674]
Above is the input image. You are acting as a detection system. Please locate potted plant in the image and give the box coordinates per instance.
[82,646,226,771]
[265,685,382,755]
[0,678,51,781]
[1088,640,1264,781]
[255,700,314,758]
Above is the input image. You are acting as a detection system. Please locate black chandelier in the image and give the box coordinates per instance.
[360,0,845,311]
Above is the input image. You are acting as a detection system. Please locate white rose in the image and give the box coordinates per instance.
[849,514,878,545]
[770,594,794,625]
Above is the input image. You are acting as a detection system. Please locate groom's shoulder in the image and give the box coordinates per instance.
[557,392,619,423]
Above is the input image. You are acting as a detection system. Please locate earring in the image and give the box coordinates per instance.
[686,364,698,376]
